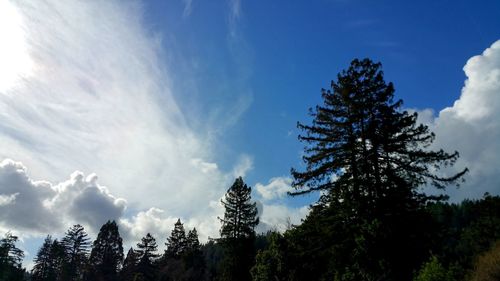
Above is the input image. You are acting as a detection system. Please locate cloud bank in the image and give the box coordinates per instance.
[0,159,125,236]
[421,40,500,201]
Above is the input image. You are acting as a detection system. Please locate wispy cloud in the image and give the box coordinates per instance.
[0,0,254,244]
[227,0,242,39]
[182,0,193,17]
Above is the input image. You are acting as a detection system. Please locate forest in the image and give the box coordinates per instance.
[1,59,500,281]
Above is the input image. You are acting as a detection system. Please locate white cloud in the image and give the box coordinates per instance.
[231,154,253,178]
[0,159,126,236]
[0,192,19,206]
[418,40,500,201]
[255,177,293,201]
[253,177,310,232]
[0,0,33,92]
[119,208,177,247]
[0,0,255,238]
[256,203,309,233]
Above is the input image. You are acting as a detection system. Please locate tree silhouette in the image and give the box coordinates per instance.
[135,233,159,281]
[165,219,187,258]
[0,232,25,281]
[61,224,90,281]
[219,177,259,281]
[86,220,124,281]
[290,58,468,280]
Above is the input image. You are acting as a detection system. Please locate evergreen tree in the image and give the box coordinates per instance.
[31,237,66,281]
[120,247,139,281]
[290,58,467,280]
[135,233,159,281]
[218,177,259,281]
[186,228,201,252]
[219,177,259,239]
[165,219,187,258]
[32,236,54,281]
[86,220,124,281]
[49,239,66,281]
[0,232,25,281]
[183,228,205,280]
[251,232,287,281]
[61,224,90,281]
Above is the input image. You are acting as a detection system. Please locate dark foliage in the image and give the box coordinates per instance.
[0,232,25,281]
[7,58,500,281]
[61,224,90,281]
[158,220,206,281]
[218,177,259,281]
[289,58,467,280]
[85,220,124,281]
[135,233,159,281]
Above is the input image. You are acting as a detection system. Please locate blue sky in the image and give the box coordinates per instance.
[143,0,500,199]
[0,0,499,267]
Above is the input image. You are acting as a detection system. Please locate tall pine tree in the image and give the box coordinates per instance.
[165,219,187,258]
[0,232,25,281]
[32,236,54,281]
[119,248,139,281]
[290,58,468,280]
[218,177,259,281]
[86,220,124,281]
[219,177,259,240]
[135,233,159,281]
[61,224,90,281]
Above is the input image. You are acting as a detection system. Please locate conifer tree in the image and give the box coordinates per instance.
[135,233,159,281]
[219,177,259,240]
[186,228,200,252]
[291,58,467,200]
[251,232,287,281]
[0,232,25,281]
[120,248,139,281]
[165,219,187,258]
[184,228,205,279]
[290,58,468,280]
[61,224,90,281]
[31,237,66,281]
[32,236,54,281]
[219,177,259,281]
[86,220,124,281]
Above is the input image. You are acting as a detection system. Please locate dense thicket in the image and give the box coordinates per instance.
[2,58,500,281]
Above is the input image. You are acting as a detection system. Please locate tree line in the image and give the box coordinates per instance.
[1,58,500,280]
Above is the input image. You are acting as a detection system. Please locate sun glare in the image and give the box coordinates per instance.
[0,0,33,92]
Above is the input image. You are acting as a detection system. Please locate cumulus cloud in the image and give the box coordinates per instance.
[0,159,125,235]
[0,193,18,206]
[419,40,500,201]
[255,177,293,201]
[257,204,309,232]
[253,177,309,232]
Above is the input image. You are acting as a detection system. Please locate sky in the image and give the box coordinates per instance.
[0,0,499,268]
